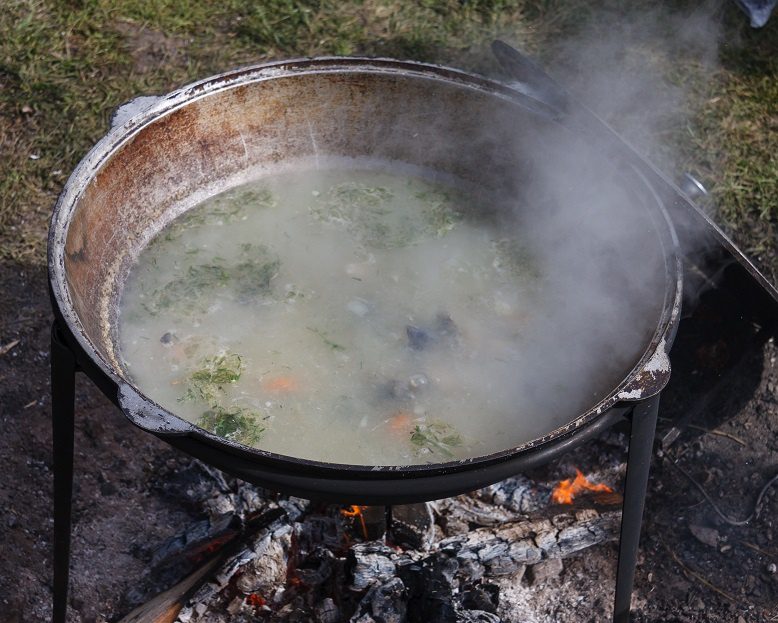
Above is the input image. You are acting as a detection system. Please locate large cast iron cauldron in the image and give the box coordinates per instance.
[48,57,682,506]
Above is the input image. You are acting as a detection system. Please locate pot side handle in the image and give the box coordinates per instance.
[491,40,570,119]
[110,95,162,130]
[615,338,672,403]
[117,383,195,435]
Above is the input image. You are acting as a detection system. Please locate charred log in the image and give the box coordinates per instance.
[438,507,621,568]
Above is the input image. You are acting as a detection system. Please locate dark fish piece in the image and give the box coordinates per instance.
[382,373,431,402]
[406,325,432,350]
[160,331,177,345]
[435,313,458,337]
[386,379,411,401]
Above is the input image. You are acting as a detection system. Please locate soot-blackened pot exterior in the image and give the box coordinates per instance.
[48,58,682,504]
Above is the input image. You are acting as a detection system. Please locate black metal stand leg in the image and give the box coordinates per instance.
[51,324,77,623]
[384,505,393,542]
[613,397,660,623]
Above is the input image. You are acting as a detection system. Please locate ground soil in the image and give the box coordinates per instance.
[0,254,777,623]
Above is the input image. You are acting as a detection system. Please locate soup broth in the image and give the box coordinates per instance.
[118,166,631,465]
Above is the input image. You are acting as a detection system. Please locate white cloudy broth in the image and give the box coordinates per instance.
[118,167,544,465]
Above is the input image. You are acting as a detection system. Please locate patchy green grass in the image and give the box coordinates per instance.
[1,0,775,274]
[685,15,777,256]
[0,0,543,263]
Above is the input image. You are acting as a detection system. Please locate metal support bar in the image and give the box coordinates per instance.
[613,397,660,623]
[384,505,394,542]
[51,323,77,623]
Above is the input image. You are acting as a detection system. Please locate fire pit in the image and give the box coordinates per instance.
[49,51,684,622]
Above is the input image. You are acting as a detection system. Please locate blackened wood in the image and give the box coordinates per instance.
[117,507,285,623]
[116,556,222,623]
[349,543,400,591]
[144,513,241,589]
[351,577,407,623]
[162,513,240,563]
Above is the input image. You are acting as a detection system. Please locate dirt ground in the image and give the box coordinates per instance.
[1,243,777,623]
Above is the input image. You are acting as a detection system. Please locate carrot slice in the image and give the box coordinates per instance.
[262,376,299,392]
[387,410,413,437]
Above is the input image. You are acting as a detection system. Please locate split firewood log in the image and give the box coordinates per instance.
[116,507,285,623]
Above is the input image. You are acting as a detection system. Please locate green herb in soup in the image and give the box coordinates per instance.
[119,167,543,465]
[198,404,265,445]
[144,262,230,315]
[415,189,463,238]
[311,181,465,249]
[163,186,277,242]
[180,352,243,405]
[410,421,464,458]
[139,243,280,317]
[306,326,346,352]
[232,244,281,302]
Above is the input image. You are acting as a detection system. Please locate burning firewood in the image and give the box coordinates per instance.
[117,507,285,623]
[551,469,614,505]
[116,557,224,623]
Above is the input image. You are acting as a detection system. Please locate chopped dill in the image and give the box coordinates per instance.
[144,263,230,315]
[198,405,264,445]
[410,421,464,458]
[179,352,266,445]
[415,188,464,237]
[306,326,346,351]
[161,186,277,242]
[492,238,540,280]
[180,353,243,405]
[329,183,393,209]
[311,181,465,249]
[228,187,277,211]
[141,244,280,315]
[232,244,281,302]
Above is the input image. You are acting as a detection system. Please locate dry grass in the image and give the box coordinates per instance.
[1,0,775,268]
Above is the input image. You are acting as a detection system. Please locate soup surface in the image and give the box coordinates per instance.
[118,165,653,465]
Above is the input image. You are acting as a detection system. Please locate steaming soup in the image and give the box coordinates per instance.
[119,166,546,464]
[119,164,654,465]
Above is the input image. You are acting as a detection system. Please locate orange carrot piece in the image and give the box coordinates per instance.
[261,376,299,392]
[387,410,413,437]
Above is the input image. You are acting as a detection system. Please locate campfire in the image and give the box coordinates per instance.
[117,449,626,623]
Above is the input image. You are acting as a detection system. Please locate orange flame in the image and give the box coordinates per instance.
[552,468,613,504]
[341,505,369,540]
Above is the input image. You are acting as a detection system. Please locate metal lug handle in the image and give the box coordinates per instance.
[491,40,570,118]
[678,172,709,201]
[110,95,162,129]
[616,340,672,403]
[117,383,194,435]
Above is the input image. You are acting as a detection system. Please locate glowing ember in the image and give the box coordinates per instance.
[551,468,613,504]
[246,593,266,607]
[341,505,369,539]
